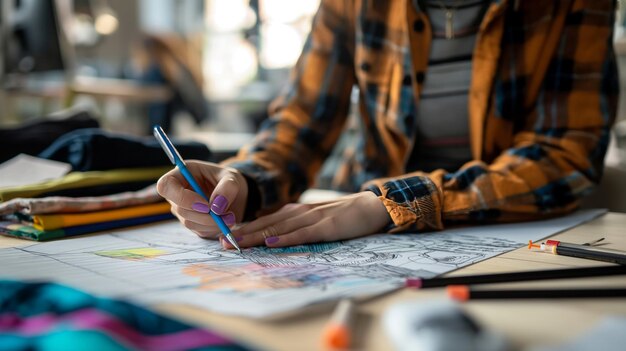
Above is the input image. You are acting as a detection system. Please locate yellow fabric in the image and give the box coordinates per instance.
[0,167,171,202]
[31,202,172,231]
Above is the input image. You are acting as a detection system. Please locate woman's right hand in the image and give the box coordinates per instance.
[156,160,248,240]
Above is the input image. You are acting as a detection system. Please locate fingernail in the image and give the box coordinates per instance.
[192,202,210,213]
[222,213,236,226]
[265,236,279,245]
[211,195,228,215]
[235,236,243,242]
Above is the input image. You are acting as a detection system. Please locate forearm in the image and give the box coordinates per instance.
[222,0,356,218]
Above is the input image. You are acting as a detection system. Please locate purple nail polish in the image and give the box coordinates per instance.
[192,202,210,213]
[222,213,236,226]
[211,195,229,215]
[265,236,280,245]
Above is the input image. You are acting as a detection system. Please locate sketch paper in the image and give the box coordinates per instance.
[0,209,605,318]
[0,154,71,188]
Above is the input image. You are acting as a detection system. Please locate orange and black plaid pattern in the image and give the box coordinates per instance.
[224,0,619,232]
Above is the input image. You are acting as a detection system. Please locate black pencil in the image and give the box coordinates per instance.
[448,285,626,301]
[406,265,626,289]
[552,242,626,265]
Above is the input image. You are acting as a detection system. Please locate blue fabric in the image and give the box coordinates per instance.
[39,128,211,172]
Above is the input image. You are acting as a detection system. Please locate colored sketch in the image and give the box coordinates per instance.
[0,209,605,318]
[95,247,168,260]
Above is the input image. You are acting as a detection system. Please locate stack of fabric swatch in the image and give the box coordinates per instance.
[0,184,172,241]
[0,128,211,241]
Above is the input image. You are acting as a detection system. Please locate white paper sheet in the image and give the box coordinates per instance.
[0,154,71,188]
[0,209,606,318]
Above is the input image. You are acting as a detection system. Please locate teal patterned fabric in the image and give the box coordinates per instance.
[0,280,252,351]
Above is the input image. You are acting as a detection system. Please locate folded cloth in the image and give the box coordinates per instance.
[26,202,172,231]
[0,280,251,351]
[0,213,174,241]
[0,185,162,216]
[39,128,211,171]
[0,109,99,163]
[37,180,158,199]
[0,167,171,202]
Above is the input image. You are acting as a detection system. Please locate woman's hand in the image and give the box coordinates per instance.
[156,160,248,240]
[222,191,391,249]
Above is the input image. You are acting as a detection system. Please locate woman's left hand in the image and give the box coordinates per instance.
[221,191,392,249]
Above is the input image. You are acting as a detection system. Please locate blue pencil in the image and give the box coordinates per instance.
[153,125,241,253]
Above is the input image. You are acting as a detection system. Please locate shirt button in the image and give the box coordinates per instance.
[415,71,425,83]
[360,62,371,71]
[413,19,424,32]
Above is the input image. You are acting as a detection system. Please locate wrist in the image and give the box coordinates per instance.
[362,190,392,232]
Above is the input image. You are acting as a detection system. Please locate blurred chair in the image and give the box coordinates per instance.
[129,33,208,134]
[0,0,69,80]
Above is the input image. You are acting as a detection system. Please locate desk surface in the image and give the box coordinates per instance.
[1,212,625,350]
[3,76,172,102]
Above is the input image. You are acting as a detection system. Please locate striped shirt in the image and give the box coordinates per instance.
[408,0,489,172]
[225,0,619,233]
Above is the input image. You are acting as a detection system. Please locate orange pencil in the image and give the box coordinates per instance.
[322,299,355,350]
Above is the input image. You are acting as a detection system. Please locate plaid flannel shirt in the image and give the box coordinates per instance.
[224,0,619,232]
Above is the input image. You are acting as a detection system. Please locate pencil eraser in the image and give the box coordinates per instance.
[447,285,470,301]
[405,278,423,289]
[546,240,560,247]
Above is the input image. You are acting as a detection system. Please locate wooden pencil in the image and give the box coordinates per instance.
[406,265,626,289]
[448,285,626,301]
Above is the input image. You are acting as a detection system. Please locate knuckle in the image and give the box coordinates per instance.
[282,203,298,211]
[276,203,297,215]
[156,177,170,197]
[194,231,209,239]
[196,231,219,239]
[310,209,324,222]
[222,176,240,189]
[220,168,240,182]
[271,223,284,235]
[223,166,240,176]
[181,218,196,230]
[297,227,312,241]
[299,203,314,212]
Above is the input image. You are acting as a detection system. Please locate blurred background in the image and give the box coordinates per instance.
[0,0,321,159]
[1,0,626,173]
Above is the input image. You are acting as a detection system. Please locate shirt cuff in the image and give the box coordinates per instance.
[362,175,443,233]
